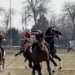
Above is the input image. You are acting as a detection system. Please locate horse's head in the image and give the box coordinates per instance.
[53,29,62,38]
[46,27,62,38]
[36,38,46,50]
[36,31,44,42]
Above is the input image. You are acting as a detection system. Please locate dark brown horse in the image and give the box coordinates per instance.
[31,39,52,75]
[0,49,5,71]
[15,39,52,75]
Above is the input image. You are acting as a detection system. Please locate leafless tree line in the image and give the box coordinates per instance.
[0,0,75,48]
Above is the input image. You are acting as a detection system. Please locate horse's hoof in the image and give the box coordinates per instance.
[59,67,62,71]
[52,70,55,73]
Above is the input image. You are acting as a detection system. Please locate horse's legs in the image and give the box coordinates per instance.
[32,63,42,75]
[32,66,35,75]
[0,51,3,71]
[29,60,33,68]
[38,64,42,75]
[0,60,3,71]
[53,54,62,70]
[46,60,52,75]
[53,54,61,61]
[37,64,42,75]
[49,55,57,73]
[0,65,3,71]
[49,55,57,66]
[34,63,42,75]
[2,58,5,70]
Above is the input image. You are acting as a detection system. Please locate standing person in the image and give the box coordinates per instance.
[0,31,6,56]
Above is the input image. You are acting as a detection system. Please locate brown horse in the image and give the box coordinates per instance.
[0,49,5,71]
[15,39,52,75]
[20,41,52,75]
[31,39,52,75]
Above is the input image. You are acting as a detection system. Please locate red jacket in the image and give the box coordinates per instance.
[24,32,31,38]
[24,31,38,39]
[21,31,38,47]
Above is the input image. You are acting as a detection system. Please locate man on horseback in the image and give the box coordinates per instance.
[15,30,39,68]
[0,31,6,57]
[20,30,44,51]
[15,29,54,74]
[32,30,44,49]
[45,26,62,71]
[45,27,62,55]
[21,30,39,50]
[23,30,44,67]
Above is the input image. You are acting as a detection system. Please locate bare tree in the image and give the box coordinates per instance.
[64,2,75,40]
[22,0,49,26]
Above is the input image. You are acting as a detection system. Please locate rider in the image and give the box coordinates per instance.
[21,30,39,49]
[45,26,62,68]
[0,31,6,56]
[31,30,45,49]
[20,30,40,68]
[45,26,62,54]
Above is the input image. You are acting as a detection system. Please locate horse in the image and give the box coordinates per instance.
[45,27,62,72]
[31,38,52,75]
[0,48,5,71]
[15,38,52,75]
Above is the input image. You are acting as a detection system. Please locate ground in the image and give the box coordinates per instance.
[0,50,75,75]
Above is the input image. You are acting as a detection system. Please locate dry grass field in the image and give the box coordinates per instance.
[0,50,75,75]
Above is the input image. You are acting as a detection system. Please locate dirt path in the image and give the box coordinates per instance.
[0,52,75,75]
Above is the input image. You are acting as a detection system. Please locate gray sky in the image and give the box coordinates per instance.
[0,0,75,30]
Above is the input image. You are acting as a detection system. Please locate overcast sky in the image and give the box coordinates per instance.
[0,0,75,30]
